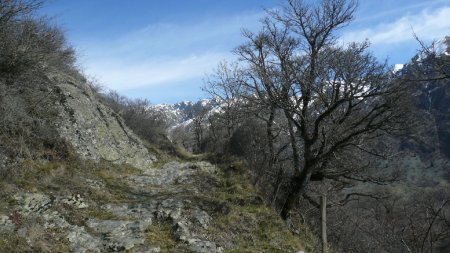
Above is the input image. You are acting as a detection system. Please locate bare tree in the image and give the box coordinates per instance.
[0,0,42,24]
[203,62,246,142]
[230,0,410,221]
[0,0,79,161]
[204,61,290,187]
[407,35,450,82]
[192,106,208,153]
[0,1,75,81]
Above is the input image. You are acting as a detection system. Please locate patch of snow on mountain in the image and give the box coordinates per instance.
[435,36,450,56]
[394,64,404,73]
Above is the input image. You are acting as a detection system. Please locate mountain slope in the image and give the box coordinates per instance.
[400,36,450,160]
[0,69,313,252]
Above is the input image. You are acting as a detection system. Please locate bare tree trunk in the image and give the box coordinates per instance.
[254,106,276,187]
[284,110,299,170]
[280,164,312,220]
[267,106,276,166]
[321,195,327,253]
[271,165,284,206]
[208,117,218,143]
[279,109,305,220]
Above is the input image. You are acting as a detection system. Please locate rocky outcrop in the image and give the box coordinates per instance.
[415,81,450,158]
[48,71,156,169]
[1,161,224,252]
[0,70,310,252]
[398,39,450,160]
[0,159,308,252]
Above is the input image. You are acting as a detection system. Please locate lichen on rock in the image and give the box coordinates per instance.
[48,71,156,170]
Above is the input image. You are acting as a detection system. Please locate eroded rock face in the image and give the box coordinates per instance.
[400,46,450,160]
[423,83,450,158]
[48,71,156,169]
[403,78,450,160]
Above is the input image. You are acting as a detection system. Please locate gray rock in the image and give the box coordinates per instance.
[173,218,222,253]
[188,240,224,253]
[154,198,184,220]
[47,71,156,170]
[42,210,71,229]
[102,203,155,220]
[68,226,102,253]
[60,194,88,209]
[193,209,211,229]
[15,193,52,214]
[85,178,105,189]
[131,161,218,186]
[0,215,15,233]
[87,219,152,251]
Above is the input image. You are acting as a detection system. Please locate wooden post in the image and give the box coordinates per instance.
[321,195,327,253]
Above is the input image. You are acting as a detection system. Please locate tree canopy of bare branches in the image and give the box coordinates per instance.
[206,0,411,221]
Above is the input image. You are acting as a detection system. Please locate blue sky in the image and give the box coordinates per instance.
[40,0,450,104]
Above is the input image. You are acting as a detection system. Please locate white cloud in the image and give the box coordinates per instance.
[343,6,450,45]
[84,53,230,91]
[116,12,263,55]
[79,11,264,91]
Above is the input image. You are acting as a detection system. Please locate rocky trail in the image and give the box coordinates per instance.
[0,158,309,252]
[2,160,225,252]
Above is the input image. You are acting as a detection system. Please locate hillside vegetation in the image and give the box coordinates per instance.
[0,1,316,252]
[151,2,450,252]
[1,0,450,253]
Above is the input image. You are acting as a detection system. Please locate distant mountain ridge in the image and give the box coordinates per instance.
[150,99,214,126]
[156,36,450,160]
[149,98,225,140]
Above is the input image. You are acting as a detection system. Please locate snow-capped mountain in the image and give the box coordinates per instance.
[413,36,450,63]
[152,36,450,154]
[149,98,220,130]
[393,36,449,74]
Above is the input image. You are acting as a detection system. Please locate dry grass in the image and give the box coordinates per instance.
[197,159,313,252]
[146,220,190,252]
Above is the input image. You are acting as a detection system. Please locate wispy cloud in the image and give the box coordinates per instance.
[76,3,450,102]
[343,6,450,45]
[354,0,448,24]
[84,53,229,91]
[79,11,264,91]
